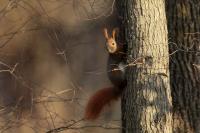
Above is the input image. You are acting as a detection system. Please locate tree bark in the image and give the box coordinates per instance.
[166,0,200,133]
[116,0,172,133]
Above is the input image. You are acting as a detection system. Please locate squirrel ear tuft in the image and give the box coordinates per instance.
[103,28,109,39]
[112,28,119,39]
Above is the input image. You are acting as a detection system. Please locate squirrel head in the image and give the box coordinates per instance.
[103,28,119,53]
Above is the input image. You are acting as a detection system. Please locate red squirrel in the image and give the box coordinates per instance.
[84,28,127,120]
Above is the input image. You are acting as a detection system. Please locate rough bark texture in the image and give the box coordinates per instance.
[116,0,172,133]
[166,0,200,133]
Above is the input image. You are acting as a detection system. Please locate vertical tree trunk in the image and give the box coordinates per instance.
[166,1,200,133]
[116,0,172,133]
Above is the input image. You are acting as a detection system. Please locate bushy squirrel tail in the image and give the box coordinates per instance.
[84,87,121,120]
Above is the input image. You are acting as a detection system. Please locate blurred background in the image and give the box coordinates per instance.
[0,0,121,132]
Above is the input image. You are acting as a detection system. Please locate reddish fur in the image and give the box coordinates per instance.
[84,87,120,120]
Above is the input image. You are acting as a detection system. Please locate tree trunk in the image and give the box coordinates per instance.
[166,1,200,133]
[116,0,172,133]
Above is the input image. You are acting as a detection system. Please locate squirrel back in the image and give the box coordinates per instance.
[84,28,126,120]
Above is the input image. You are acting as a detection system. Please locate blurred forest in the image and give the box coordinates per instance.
[0,0,121,133]
[0,0,200,133]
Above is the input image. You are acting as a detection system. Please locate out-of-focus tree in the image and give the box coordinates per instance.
[166,0,200,132]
